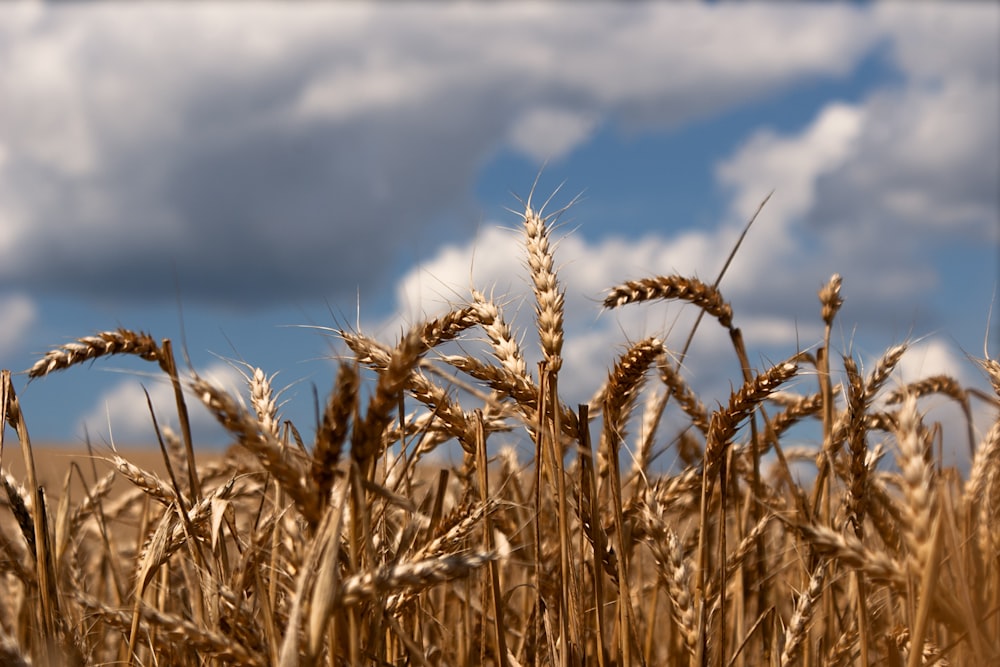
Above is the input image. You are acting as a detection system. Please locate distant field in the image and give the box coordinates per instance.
[1,444,222,546]
[2,443,217,497]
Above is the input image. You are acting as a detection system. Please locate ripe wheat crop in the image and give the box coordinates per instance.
[2,190,999,666]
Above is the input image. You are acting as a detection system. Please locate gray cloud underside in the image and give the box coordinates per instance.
[0,4,995,312]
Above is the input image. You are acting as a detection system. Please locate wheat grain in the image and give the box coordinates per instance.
[108,454,179,507]
[864,344,907,403]
[134,478,237,591]
[894,395,935,575]
[522,204,565,373]
[27,328,161,379]
[769,391,825,437]
[339,550,498,608]
[0,632,26,667]
[602,337,664,445]
[844,354,871,534]
[77,592,266,666]
[979,357,1000,397]
[885,374,966,405]
[248,366,281,439]
[657,360,711,436]
[604,275,734,329]
[891,626,951,667]
[1,473,34,556]
[819,273,844,326]
[705,360,798,480]
[639,505,697,654]
[192,375,319,524]
[791,521,906,586]
[312,362,358,500]
[780,562,826,667]
[471,288,528,378]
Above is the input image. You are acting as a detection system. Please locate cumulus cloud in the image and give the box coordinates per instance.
[76,361,245,446]
[0,3,882,309]
[3,4,995,460]
[712,13,997,333]
[876,3,1000,84]
[807,5,1000,264]
[361,1,998,464]
[0,293,37,359]
[718,103,864,228]
[506,108,601,163]
[891,338,993,468]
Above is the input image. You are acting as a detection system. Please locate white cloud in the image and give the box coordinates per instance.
[821,78,998,238]
[890,338,992,468]
[1,3,995,451]
[76,361,245,446]
[295,60,433,123]
[0,293,37,359]
[507,108,601,162]
[710,33,997,319]
[894,338,971,384]
[717,103,864,226]
[0,3,884,307]
[876,3,1000,84]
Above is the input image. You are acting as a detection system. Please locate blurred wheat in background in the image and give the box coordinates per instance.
[2,193,999,666]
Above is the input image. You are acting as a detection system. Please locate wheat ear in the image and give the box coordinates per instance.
[780,563,826,667]
[311,363,358,501]
[704,361,798,481]
[470,288,528,378]
[894,395,935,576]
[603,275,733,329]
[27,328,161,378]
[522,203,565,373]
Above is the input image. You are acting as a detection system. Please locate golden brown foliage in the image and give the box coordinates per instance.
[2,196,998,666]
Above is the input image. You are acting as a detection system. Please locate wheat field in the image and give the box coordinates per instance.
[2,193,999,666]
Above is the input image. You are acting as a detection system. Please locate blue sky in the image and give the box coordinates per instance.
[1,3,997,468]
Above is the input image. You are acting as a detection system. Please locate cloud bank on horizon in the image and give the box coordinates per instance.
[0,3,997,455]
